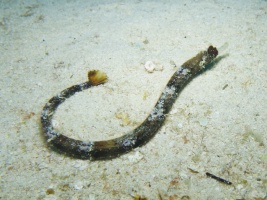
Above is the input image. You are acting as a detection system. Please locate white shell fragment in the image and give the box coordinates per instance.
[144,61,156,73]
[144,61,163,73]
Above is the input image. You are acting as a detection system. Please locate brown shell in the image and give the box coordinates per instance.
[88,70,108,85]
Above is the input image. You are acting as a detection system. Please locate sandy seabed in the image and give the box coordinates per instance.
[0,0,267,199]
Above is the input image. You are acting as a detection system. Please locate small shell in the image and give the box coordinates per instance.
[88,70,108,85]
[144,61,156,73]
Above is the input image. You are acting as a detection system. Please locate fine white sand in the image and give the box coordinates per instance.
[1,0,267,199]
